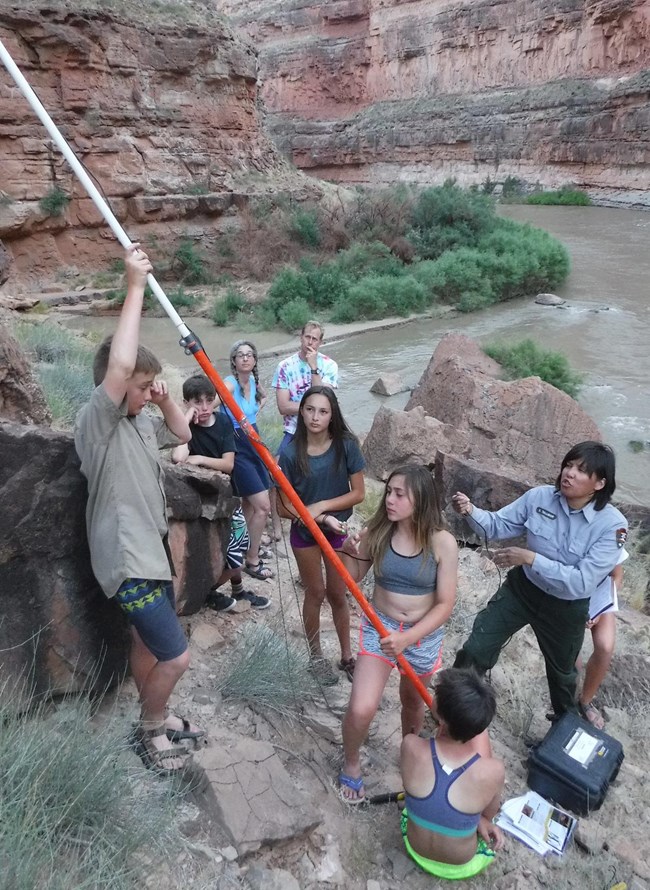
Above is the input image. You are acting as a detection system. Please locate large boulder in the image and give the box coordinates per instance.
[0,325,51,424]
[402,333,601,484]
[362,334,602,526]
[0,421,235,708]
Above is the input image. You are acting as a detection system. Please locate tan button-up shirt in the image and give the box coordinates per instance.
[75,385,181,597]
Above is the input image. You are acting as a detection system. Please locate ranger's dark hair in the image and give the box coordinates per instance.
[433,668,497,743]
[182,373,216,402]
[92,335,161,386]
[555,441,616,510]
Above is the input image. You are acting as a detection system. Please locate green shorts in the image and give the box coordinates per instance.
[400,810,496,880]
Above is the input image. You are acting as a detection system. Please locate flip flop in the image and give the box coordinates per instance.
[338,772,366,804]
[165,715,206,742]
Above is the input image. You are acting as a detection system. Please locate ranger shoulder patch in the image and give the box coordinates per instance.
[616,528,628,548]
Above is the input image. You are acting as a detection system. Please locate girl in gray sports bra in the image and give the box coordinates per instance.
[338,464,458,803]
[374,544,438,596]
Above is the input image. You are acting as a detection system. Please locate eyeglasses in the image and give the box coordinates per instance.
[235,352,254,360]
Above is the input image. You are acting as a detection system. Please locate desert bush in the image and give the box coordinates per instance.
[334,240,405,280]
[211,287,247,327]
[527,188,591,206]
[331,274,427,322]
[264,260,350,325]
[277,297,313,332]
[406,181,495,260]
[413,248,495,309]
[484,338,583,398]
[39,187,70,217]
[344,184,415,243]
[289,209,322,247]
[168,286,197,311]
[172,239,210,285]
[0,690,184,890]
[501,175,524,198]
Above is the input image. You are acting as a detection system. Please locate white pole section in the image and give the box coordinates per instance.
[0,37,191,338]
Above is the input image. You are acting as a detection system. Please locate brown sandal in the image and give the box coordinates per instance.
[579,700,605,730]
[135,725,191,776]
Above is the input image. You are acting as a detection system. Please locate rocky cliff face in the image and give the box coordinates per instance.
[219,0,650,203]
[0,2,305,289]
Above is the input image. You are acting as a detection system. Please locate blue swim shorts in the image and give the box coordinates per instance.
[359,608,444,677]
[115,578,188,662]
[231,426,270,497]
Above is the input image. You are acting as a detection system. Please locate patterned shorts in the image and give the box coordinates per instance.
[227,505,250,570]
[115,578,187,662]
[358,609,444,677]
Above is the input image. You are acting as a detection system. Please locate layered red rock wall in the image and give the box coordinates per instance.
[0,4,292,288]
[219,0,650,202]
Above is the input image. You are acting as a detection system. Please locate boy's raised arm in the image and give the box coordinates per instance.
[103,245,152,406]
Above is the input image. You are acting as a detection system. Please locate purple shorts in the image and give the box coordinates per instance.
[290,522,347,551]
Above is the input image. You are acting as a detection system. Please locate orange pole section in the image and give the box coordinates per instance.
[190,345,433,709]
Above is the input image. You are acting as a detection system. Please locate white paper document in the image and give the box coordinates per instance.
[495,791,577,856]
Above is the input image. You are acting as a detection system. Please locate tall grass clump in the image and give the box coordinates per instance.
[13,322,94,426]
[484,338,584,398]
[216,623,320,713]
[0,691,184,890]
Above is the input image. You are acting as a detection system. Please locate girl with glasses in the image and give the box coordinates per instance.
[223,340,274,581]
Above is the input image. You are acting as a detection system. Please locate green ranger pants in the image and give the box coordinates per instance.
[454,566,589,716]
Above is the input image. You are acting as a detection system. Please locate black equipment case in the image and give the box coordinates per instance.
[527,712,624,815]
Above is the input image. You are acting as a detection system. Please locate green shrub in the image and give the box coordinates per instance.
[334,241,405,280]
[172,239,210,285]
[527,188,591,206]
[484,338,583,398]
[414,248,495,308]
[331,274,427,322]
[168,286,197,311]
[106,283,156,312]
[277,297,312,332]
[289,209,322,247]
[501,176,524,198]
[39,187,70,217]
[407,181,495,260]
[0,690,184,890]
[263,260,350,325]
[211,287,246,327]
